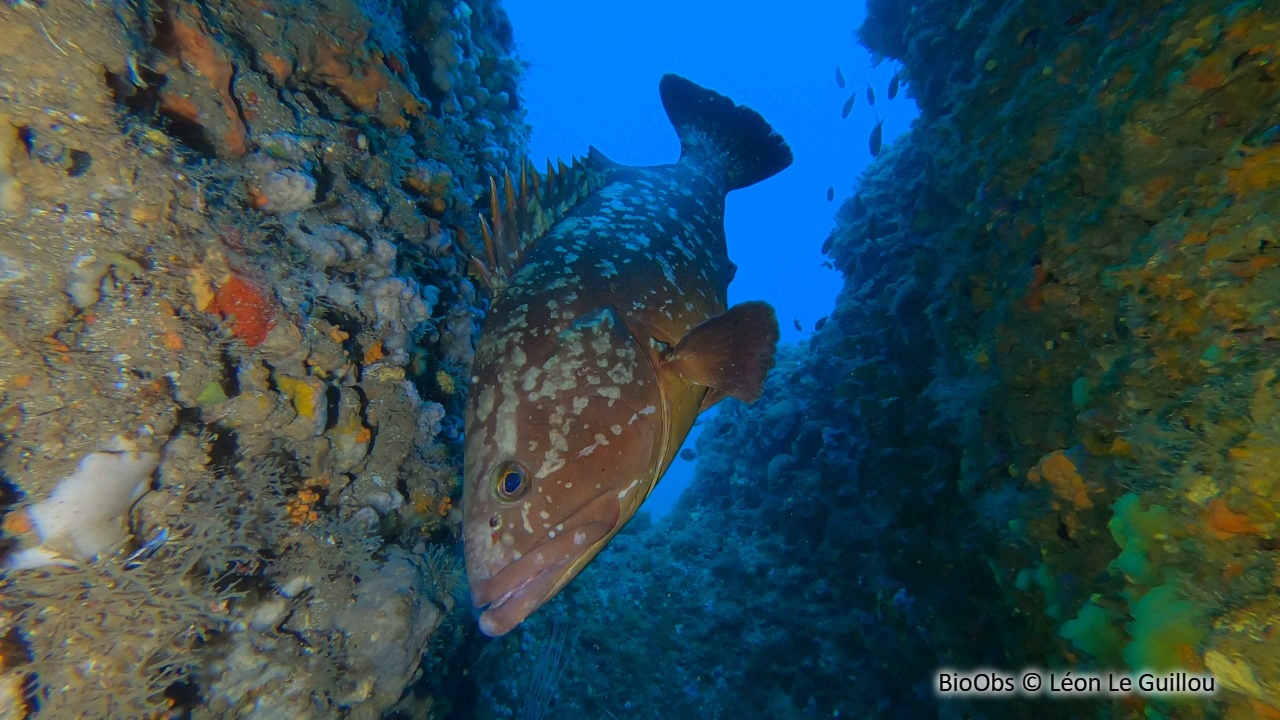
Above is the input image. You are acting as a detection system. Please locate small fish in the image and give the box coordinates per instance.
[815,316,827,331]
[123,526,170,570]
[841,94,856,119]
[826,186,834,202]
[836,65,845,89]
[888,73,900,100]
[822,260,835,270]
[464,75,788,637]
[794,318,803,332]
[866,83,876,106]
[679,448,697,462]
[1064,10,1091,26]
[870,117,885,157]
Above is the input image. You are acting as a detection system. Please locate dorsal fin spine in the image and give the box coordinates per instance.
[486,177,503,273]
[503,167,516,222]
[469,255,494,294]
[519,162,530,211]
[477,214,498,286]
[468,153,610,298]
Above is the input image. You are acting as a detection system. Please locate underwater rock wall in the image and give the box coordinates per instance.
[474,1,1280,719]
[0,0,524,717]
[853,0,1280,717]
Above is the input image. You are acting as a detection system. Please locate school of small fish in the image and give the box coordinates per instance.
[829,68,903,201]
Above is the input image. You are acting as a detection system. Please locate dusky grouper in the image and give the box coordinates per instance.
[463,74,791,637]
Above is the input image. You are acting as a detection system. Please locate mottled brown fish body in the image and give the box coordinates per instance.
[463,75,791,637]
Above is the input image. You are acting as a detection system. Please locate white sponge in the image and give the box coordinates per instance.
[6,437,158,570]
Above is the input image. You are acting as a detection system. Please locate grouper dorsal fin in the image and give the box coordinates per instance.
[587,144,620,171]
[464,154,611,296]
[663,300,780,406]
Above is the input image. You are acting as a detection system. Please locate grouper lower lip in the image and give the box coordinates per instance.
[472,492,621,637]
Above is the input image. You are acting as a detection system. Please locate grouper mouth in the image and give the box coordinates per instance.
[472,492,621,637]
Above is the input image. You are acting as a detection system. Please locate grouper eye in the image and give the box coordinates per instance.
[493,461,529,501]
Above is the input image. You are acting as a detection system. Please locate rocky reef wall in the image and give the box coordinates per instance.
[852,0,1280,716]
[0,0,524,717]
[472,1,1280,719]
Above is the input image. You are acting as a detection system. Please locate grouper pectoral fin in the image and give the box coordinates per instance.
[697,388,728,414]
[664,300,781,405]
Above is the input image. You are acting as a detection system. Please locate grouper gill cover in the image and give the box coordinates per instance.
[462,74,790,637]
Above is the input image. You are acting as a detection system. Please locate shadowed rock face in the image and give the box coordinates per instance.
[0,0,524,716]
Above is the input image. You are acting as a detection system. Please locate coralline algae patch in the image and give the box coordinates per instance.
[0,0,521,716]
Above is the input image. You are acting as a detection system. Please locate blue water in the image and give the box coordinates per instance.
[504,0,916,517]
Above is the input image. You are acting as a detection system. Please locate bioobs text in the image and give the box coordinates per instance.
[935,668,1217,698]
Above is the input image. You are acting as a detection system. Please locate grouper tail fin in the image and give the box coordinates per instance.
[659,74,793,192]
